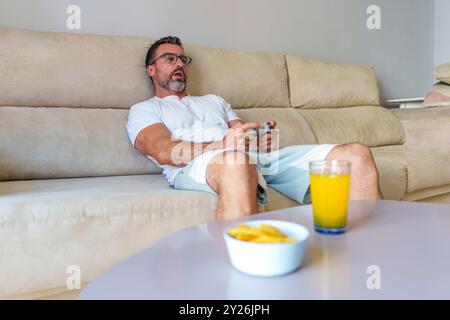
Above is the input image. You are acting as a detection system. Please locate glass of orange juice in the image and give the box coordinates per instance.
[309,160,351,235]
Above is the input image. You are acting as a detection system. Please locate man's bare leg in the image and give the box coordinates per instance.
[206,151,260,221]
[325,143,383,200]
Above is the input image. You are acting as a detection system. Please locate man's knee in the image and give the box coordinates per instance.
[341,142,367,154]
[344,143,379,175]
[329,143,377,172]
[329,142,368,159]
[207,151,258,188]
[210,150,253,166]
[223,151,257,177]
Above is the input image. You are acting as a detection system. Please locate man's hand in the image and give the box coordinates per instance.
[214,122,262,151]
[229,120,276,130]
[264,120,277,130]
[226,120,278,153]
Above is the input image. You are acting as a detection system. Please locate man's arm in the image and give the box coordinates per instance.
[228,119,245,128]
[135,123,213,167]
[135,122,262,167]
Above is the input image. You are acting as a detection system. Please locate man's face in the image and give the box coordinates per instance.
[147,43,188,93]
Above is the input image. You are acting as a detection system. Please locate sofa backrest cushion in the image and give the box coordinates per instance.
[436,63,450,84]
[185,44,291,108]
[0,27,398,181]
[0,107,161,181]
[298,106,405,147]
[0,28,154,109]
[286,54,380,108]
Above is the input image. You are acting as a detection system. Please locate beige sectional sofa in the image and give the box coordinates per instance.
[1,27,450,299]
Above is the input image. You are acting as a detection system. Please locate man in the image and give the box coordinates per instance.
[127,36,382,221]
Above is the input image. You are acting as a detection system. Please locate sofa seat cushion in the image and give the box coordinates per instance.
[0,174,299,298]
[371,145,450,193]
[371,156,407,200]
[403,184,450,202]
[0,174,217,297]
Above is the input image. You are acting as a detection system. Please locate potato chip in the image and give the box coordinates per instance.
[227,224,259,241]
[258,224,286,238]
[227,223,296,244]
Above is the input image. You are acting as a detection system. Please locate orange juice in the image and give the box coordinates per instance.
[310,173,351,230]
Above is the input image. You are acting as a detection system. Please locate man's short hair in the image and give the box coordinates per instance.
[145,36,183,67]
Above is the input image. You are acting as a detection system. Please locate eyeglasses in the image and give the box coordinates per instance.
[149,52,192,66]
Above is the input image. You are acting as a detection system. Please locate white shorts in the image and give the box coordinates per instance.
[172,144,338,205]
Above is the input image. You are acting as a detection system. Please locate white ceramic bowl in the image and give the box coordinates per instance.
[223,220,309,277]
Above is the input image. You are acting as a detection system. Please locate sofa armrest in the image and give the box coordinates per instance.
[392,107,450,146]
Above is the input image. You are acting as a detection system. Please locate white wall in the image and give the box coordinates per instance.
[435,0,450,67]
[0,0,436,100]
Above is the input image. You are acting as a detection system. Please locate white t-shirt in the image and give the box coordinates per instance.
[127,94,240,185]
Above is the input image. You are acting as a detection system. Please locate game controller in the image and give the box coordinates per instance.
[256,121,274,136]
[247,121,274,137]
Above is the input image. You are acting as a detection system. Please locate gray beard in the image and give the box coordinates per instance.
[158,77,186,93]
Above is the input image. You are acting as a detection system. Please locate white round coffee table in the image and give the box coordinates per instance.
[80,200,450,299]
